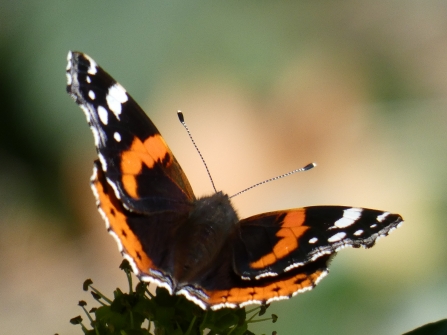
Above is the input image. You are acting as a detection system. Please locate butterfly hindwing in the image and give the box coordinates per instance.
[67,51,195,214]
[178,251,331,309]
[233,206,403,280]
[91,160,191,291]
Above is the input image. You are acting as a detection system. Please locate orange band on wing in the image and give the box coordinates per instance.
[206,268,324,306]
[92,170,154,273]
[121,134,172,198]
[250,210,308,269]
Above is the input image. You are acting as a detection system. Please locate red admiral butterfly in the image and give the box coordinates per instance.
[66,51,403,310]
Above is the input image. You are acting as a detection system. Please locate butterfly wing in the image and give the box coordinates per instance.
[178,250,330,310]
[232,206,403,280]
[66,51,195,214]
[67,51,195,290]
[178,206,402,309]
[91,161,189,290]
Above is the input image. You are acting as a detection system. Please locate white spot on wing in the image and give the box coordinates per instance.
[328,232,347,243]
[91,127,100,146]
[106,84,128,119]
[80,105,91,122]
[377,212,390,222]
[255,271,278,280]
[309,250,332,261]
[370,223,378,228]
[98,106,108,125]
[90,190,100,208]
[140,274,173,295]
[106,177,122,200]
[86,76,91,83]
[290,270,328,298]
[284,261,305,272]
[98,153,107,171]
[354,229,364,236]
[108,229,124,252]
[122,253,138,271]
[95,201,109,224]
[66,73,72,85]
[88,90,96,100]
[84,54,98,75]
[309,237,318,244]
[240,300,261,308]
[177,288,208,310]
[262,296,290,307]
[211,302,238,310]
[66,51,72,70]
[333,208,363,229]
[335,244,350,252]
[114,132,121,142]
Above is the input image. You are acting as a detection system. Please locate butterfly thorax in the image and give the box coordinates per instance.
[172,191,239,285]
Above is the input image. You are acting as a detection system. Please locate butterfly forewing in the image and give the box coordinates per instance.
[233,206,403,280]
[67,51,195,213]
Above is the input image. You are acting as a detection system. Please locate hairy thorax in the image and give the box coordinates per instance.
[172,191,239,284]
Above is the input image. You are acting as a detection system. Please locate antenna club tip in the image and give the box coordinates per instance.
[304,162,317,170]
[177,110,184,122]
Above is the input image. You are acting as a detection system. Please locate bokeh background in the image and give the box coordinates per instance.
[1,2,447,334]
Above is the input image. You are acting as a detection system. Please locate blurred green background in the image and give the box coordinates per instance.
[1,2,447,334]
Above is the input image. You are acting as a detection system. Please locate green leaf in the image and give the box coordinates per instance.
[69,264,275,334]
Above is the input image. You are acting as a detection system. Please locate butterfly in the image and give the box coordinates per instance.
[66,51,403,310]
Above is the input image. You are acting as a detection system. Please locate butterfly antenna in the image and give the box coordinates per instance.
[177,111,218,193]
[230,162,316,198]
